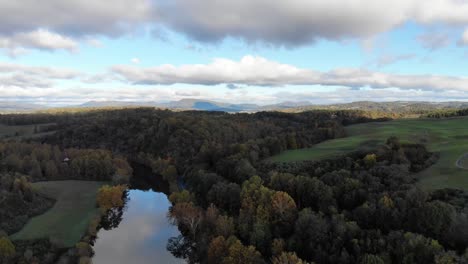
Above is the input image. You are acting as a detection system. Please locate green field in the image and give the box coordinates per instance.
[12,181,104,247]
[270,117,468,190]
[0,123,56,140]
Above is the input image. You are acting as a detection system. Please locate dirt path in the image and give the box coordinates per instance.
[455,153,468,169]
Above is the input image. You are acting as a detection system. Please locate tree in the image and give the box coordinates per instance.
[359,254,384,264]
[271,191,297,236]
[162,165,178,183]
[169,202,203,237]
[29,158,43,179]
[215,215,236,238]
[169,190,195,205]
[363,154,377,168]
[222,238,265,264]
[45,160,59,179]
[96,185,127,211]
[0,237,15,259]
[235,159,257,183]
[272,252,307,264]
[208,182,241,214]
[208,236,228,264]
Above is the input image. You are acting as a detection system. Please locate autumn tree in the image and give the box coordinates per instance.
[96,185,127,211]
[208,236,228,264]
[272,252,308,264]
[271,191,297,236]
[0,236,15,259]
[169,202,203,237]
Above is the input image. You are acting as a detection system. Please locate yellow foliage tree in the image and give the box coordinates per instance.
[0,237,16,259]
[96,185,127,211]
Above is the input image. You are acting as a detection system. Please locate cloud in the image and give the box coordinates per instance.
[374,53,416,67]
[175,91,201,97]
[0,63,80,79]
[0,62,81,89]
[131,58,141,64]
[458,28,468,46]
[418,32,451,50]
[112,55,468,92]
[0,29,78,54]
[0,0,152,37]
[2,0,468,50]
[151,0,468,46]
[0,0,152,53]
[153,0,411,45]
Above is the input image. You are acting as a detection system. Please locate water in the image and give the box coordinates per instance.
[92,162,185,264]
[92,190,184,264]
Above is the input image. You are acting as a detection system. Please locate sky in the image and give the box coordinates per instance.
[1,0,468,106]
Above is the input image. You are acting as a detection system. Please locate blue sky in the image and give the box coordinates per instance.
[1,0,468,105]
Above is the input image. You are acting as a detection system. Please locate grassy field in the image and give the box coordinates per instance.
[0,123,56,140]
[269,117,468,190]
[12,181,105,247]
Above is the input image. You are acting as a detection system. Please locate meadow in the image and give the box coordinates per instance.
[270,117,468,190]
[11,181,104,247]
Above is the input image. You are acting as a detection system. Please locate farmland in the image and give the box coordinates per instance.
[270,117,468,190]
[11,181,104,247]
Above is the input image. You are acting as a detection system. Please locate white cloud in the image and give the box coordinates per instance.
[131,58,141,64]
[0,62,81,89]
[0,63,80,79]
[112,55,468,92]
[458,28,468,46]
[0,29,78,55]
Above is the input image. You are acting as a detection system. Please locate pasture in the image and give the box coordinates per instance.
[11,181,104,247]
[269,117,468,190]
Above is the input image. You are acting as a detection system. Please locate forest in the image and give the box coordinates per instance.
[0,107,467,263]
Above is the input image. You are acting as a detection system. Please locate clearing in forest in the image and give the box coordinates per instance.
[11,180,105,247]
[269,117,468,190]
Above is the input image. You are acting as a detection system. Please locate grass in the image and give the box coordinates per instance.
[269,117,468,190]
[11,181,105,247]
[0,123,56,140]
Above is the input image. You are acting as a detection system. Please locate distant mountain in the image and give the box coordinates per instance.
[157,99,259,112]
[286,101,468,113]
[0,102,46,113]
[2,99,468,114]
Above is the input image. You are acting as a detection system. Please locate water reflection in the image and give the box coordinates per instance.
[92,190,185,264]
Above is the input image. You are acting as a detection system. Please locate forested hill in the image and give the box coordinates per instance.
[35,109,380,173]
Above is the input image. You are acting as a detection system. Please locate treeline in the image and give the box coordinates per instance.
[167,138,468,263]
[426,108,468,118]
[36,108,389,178]
[0,142,132,183]
[0,173,53,234]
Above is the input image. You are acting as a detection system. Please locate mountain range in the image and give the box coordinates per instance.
[1,99,468,113]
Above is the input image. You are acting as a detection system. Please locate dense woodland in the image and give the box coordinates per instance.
[426,108,468,119]
[0,108,467,263]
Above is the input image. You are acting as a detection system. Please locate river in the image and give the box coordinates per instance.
[91,163,185,264]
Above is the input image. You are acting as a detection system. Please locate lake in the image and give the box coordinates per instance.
[92,163,185,263]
